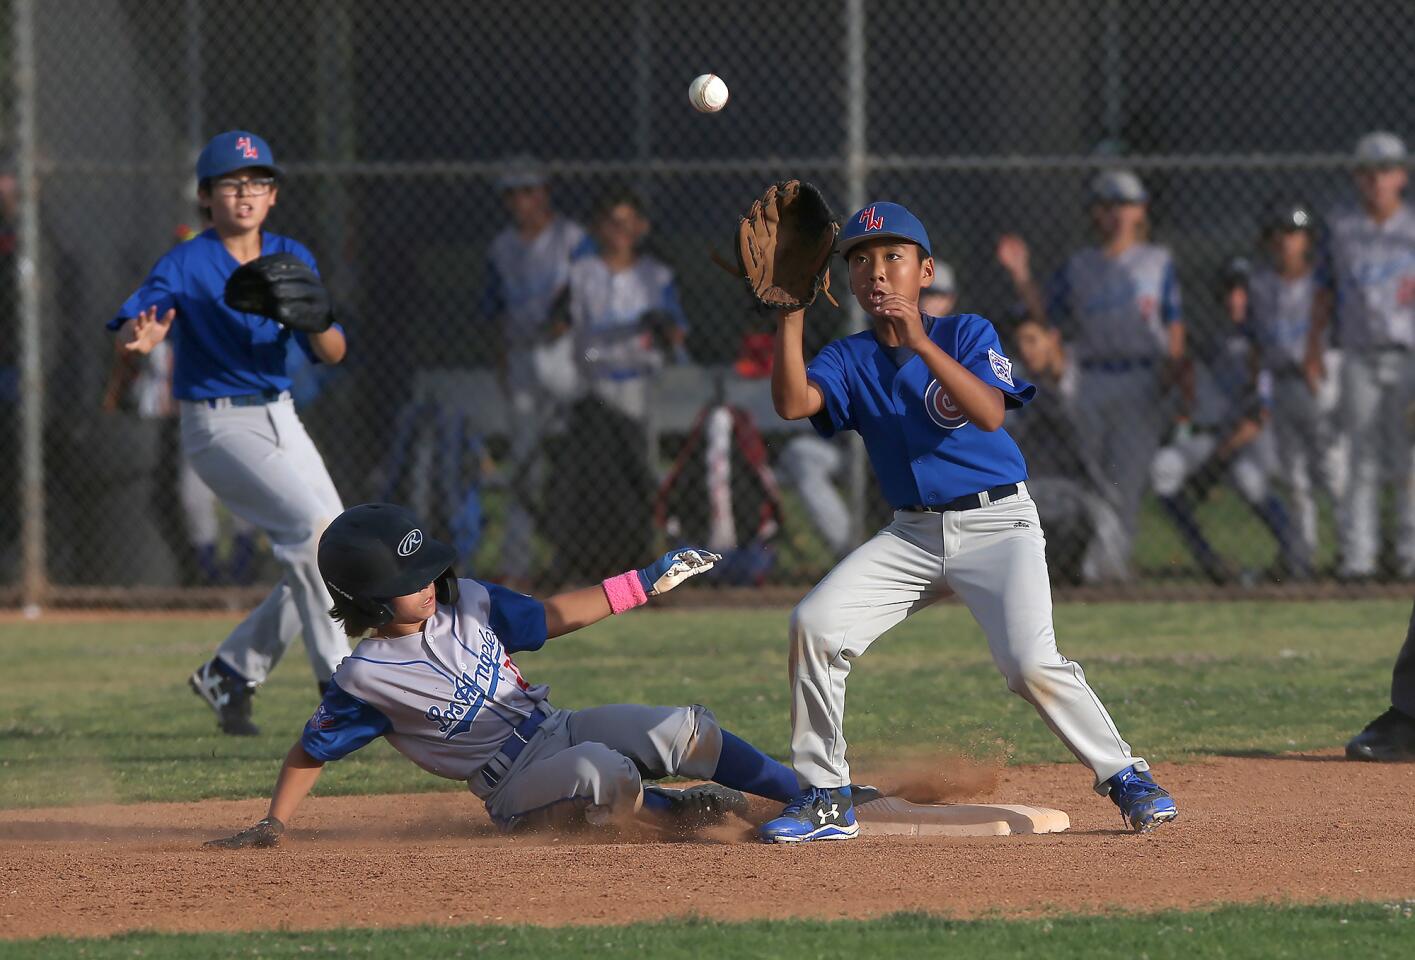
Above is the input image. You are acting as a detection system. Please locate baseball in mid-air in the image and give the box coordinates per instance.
[689,74,729,113]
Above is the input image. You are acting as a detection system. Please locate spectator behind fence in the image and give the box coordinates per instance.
[541,189,687,584]
[1000,308,1129,584]
[1304,131,1415,581]
[1246,200,1347,578]
[482,156,593,589]
[1000,170,1190,579]
[1149,257,1298,584]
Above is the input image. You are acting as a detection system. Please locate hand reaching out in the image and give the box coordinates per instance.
[123,306,175,355]
[995,234,1031,280]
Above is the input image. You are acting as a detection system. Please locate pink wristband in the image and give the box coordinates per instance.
[602,571,648,615]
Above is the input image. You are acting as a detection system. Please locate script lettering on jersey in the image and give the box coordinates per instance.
[425,628,504,739]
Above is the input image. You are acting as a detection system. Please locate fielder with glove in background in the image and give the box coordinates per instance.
[207,503,871,847]
[728,183,1177,842]
[109,130,349,736]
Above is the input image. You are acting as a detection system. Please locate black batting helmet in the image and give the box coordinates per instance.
[1262,199,1316,234]
[318,503,459,628]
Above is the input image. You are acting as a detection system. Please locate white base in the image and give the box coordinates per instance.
[855,797,1070,837]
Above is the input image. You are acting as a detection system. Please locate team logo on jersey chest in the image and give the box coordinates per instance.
[924,379,969,430]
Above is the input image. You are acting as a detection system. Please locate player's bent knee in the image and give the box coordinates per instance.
[571,742,643,813]
[664,703,723,780]
[789,597,836,647]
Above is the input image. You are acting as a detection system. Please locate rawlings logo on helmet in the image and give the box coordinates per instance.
[398,529,424,557]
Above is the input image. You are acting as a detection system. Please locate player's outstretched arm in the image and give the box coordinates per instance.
[205,742,325,849]
[771,308,824,420]
[545,548,723,638]
[308,326,347,364]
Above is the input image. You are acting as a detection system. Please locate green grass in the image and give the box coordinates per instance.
[8,903,1415,959]
[1,600,1407,808]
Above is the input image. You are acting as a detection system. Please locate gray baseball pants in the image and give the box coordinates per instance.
[468,703,723,827]
[1339,349,1415,577]
[180,396,350,684]
[788,485,1145,794]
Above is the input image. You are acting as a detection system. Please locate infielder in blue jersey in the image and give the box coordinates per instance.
[203,503,871,847]
[759,201,1176,843]
[111,131,350,735]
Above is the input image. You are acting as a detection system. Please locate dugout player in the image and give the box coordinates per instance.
[759,200,1176,842]
[1002,171,1190,579]
[203,504,883,846]
[1304,131,1415,580]
[110,131,349,735]
[482,157,594,590]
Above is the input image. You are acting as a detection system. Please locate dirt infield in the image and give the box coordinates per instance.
[3,752,1413,940]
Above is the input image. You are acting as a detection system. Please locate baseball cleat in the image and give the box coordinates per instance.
[645,784,749,830]
[848,782,883,805]
[189,660,260,736]
[759,786,858,843]
[1106,765,1178,833]
[1346,707,1415,762]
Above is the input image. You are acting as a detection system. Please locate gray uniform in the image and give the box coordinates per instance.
[1247,266,1347,571]
[1048,243,1182,572]
[301,578,722,828]
[483,217,592,581]
[1320,202,1415,575]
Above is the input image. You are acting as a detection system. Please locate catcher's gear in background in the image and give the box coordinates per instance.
[224,252,335,333]
[205,816,284,849]
[725,180,839,310]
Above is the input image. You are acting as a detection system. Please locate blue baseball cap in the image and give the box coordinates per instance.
[838,202,932,257]
[196,130,283,181]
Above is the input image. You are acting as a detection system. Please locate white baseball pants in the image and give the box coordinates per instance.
[1338,349,1415,577]
[788,485,1145,794]
[180,396,350,684]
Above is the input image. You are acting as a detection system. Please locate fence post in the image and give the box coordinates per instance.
[13,0,47,612]
[843,0,868,546]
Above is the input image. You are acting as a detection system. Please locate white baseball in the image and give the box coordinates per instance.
[689,74,729,113]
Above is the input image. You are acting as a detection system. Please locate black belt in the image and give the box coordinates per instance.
[479,710,548,788]
[902,483,1019,514]
[203,389,290,409]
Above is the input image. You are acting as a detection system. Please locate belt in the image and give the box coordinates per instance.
[479,709,548,789]
[902,482,1020,514]
[201,389,291,410]
[1080,358,1157,372]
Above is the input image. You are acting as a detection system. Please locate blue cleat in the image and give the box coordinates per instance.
[1107,765,1178,833]
[759,786,859,843]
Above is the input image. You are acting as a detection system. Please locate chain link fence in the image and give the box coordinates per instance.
[4,0,1415,607]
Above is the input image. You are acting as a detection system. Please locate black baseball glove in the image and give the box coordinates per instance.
[224,253,334,334]
[204,816,285,849]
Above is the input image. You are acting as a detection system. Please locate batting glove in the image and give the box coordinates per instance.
[637,548,722,597]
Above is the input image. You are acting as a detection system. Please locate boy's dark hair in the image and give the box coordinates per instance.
[328,600,382,639]
[593,187,647,222]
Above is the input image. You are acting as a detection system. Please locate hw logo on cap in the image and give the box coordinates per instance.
[398,529,424,557]
[859,206,885,232]
[235,136,260,160]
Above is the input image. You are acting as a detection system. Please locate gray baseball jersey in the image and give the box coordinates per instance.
[302,578,549,780]
[1318,202,1415,350]
[1047,243,1182,361]
[1247,267,1322,371]
[482,216,592,349]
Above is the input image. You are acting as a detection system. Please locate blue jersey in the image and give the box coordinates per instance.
[109,229,342,401]
[806,313,1036,509]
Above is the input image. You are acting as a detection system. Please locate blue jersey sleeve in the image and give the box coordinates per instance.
[1044,264,1072,330]
[300,682,392,762]
[956,314,1037,408]
[109,250,180,331]
[570,233,597,261]
[480,581,548,653]
[805,340,855,438]
[1159,259,1182,324]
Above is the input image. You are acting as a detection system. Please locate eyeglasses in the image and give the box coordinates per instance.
[211,177,277,197]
